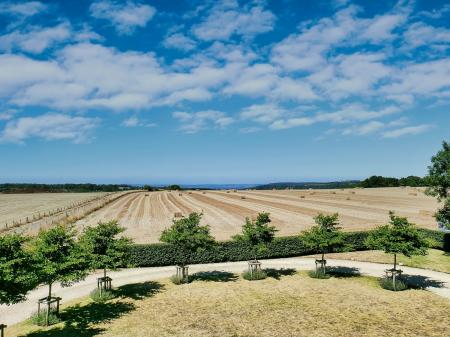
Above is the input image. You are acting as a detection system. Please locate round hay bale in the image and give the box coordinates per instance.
[241,196,246,199]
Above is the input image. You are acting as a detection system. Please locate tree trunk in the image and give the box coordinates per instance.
[393,253,397,271]
[104,268,107,279]
[321,251,325,274]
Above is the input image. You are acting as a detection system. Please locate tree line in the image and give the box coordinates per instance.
[0,183,136,193]
[360,175,427,188]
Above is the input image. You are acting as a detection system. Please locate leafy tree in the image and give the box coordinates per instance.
[233,212,277,261]
[79,221,133,280]
[300,213,345,273]
[33,225,90,299]
[166,184,181,191]
[0,234,37,305]
[143,184,154,191]
[160,212,215,274]
[426,141,450,201]
[426,141,450,228]
[366,212,429,271]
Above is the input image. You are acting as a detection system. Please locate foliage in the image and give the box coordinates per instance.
[435,198,450,229]
[307,270,330,279]
[361,175,427,188]
[142,185,154,191]
[233,213,277,259]
[90,289,116,303]
[30,311,61,326]
[0,183,133,193]
[254,181,360,190]
[165,184,182,191]
[170,275,188,285]
[79,221,133,276]
[300,213,347,259]
[379,278,408,291]
[160,212,215,266]
[0,234,38,305]
[366,212,429,270]
[426,140,450,201]
[33,224,90,290]
[242,270,267,281]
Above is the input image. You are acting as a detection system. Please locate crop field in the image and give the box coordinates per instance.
[73,187,440,243]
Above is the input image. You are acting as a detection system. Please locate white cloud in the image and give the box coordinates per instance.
[0,22,72,54]
[240,104,287,123]
[402,22,450,50]
[342,121,385,135]
[192,0,275,41]
[122,116,156,127]
[0,1,47,18]
[90,0,156,35]
[173,110,234,133]
[163,33,196,51]
[0,109,18,121]
[381,124,433,138]
[0,113,100,144]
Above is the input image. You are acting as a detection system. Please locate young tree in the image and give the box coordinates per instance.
[160,212,215,283]
[233,212,277,277]
[366,212,429,272]
[426,140,450,229]
[33,224,90,301]
[79,221,133,293]
[0,234,38,335]
[300,213,345,274]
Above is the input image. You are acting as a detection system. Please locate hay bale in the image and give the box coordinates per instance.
[226,191,230,193]
[179,193,182,196]
[202,191,206,194]
[300,195,305,199]
[346,197,351,200]
[419,210,433,216]
[350,191,356,194]
[331,191,336,194]
[241,196,246,199]
[174,212,182,218]
[408,192,417,196]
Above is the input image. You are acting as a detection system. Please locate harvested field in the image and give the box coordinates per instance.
[74,187,440,243]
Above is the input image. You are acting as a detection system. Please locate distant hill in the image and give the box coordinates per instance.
[0,183,136,193]
[253,181,361,190]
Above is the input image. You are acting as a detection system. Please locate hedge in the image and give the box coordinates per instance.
[129,229,449,267]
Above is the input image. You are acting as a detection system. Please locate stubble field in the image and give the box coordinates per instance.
[73,187,439,243]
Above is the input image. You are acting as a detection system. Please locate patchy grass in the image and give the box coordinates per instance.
[321,249,450,273]
[8,272,450,337]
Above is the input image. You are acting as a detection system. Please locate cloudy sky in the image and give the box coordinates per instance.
[0,0,449,184]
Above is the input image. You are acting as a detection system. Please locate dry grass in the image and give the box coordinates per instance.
[8,272,450,337]
[323,249,450,274]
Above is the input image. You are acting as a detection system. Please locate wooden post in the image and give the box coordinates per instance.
[0,324,6,337]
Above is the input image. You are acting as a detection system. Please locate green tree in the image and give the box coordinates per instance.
[79,221,133,282]
[33,225,90,300]
[143,185,153,191]
[233,212,277,261]
[426,141,450,228]
[300,213,345,273]
[0,234,38,305]
[366,212,429,271]
[160,212,215,282]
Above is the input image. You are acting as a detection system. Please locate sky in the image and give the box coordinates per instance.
[0,0,449,185]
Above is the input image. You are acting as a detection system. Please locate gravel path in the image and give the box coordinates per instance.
[2,257,449,326]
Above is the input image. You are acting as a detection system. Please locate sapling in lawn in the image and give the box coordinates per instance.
[300,213,346,276]
[160,212,215,284]
[0,234,38,336]
[32,224,90,325]
[233,213,277,280]
[80,221,132,297]
[366,212,429,291]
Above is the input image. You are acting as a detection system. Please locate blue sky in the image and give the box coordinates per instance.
[0,0,449,184]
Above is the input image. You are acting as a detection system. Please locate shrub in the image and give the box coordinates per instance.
[379,278,408,291]
[127,230,445,268]
[308,270,330,279]
[242,270,267,281]
[30,311,61,326]
[170,275,189,285]
[90,289,116,303]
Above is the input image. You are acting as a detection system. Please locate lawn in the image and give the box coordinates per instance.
[8,270,450,337]
[321,249,450,273]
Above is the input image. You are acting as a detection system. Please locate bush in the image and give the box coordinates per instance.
[242,270,267,281]
[379,278,408,291]
[170,275,189,285]
[90,289,116,303]
[30,311,61,326]
[308,270,330,279]
[127,229,446,268]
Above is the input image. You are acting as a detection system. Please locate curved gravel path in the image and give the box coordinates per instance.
[2,257,450,326]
